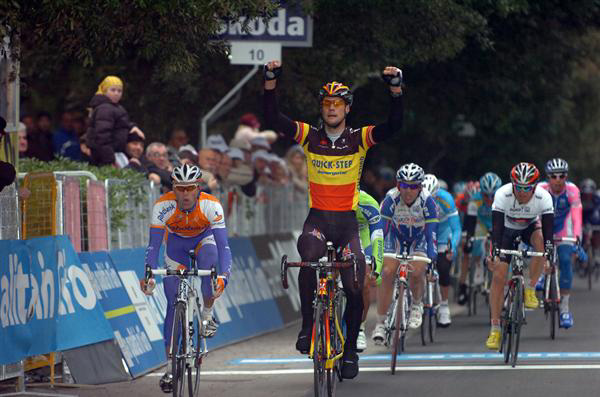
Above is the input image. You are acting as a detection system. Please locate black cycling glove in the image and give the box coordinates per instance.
[264,64,282,81]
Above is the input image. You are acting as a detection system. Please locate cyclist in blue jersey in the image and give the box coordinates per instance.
[422,174,461,327]
[459,172,502,304]
[371,163,438,341]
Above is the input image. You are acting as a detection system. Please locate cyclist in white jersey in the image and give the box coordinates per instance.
[486,162,554,350]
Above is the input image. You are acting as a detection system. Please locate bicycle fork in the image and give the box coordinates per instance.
[544,269,561,304]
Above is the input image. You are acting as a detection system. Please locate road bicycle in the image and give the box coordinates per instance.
[383,245,431,374]
[145,251,216,397]
[465,235,492,316]
[497,241,547,367]
[281,242,357,397]
[420,260,439,346]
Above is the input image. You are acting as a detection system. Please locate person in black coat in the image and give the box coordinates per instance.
[87,75,145,166]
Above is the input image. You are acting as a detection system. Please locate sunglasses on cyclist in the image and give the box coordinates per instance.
[549,173,567,180]
[513,184,534,193]
[321,98,346,109]
[174,184,198,193]
[398,182,422,190]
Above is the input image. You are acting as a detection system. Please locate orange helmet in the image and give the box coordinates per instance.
[510,162,540,187]
[319,81,353,105]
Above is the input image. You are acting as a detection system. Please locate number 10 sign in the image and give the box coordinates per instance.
[229,41,282,65]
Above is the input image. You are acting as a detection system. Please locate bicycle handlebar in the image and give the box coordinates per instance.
[384,253,432,264]
[497,249,546,258]
[281,255,358,290]
[554,237,577,243]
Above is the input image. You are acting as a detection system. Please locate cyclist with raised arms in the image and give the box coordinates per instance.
[422,173,461,327]
[486,162,554,350]
[538,158,582,328]
[356,190,384,351]
[263,60,403,379]
[371,163,438,342]
[140,164,232,392]
[459,172,502,304]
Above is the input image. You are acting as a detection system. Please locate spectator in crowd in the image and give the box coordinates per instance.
[26,111,54,161]
[252,150,272,185]
[124,133,149,174]
[285,144,308,194]
[375,166,396,198]
[250,136,271,153]
[146,142,173,192]
[216,152,232,184]
[15,123,28,158]
[197,148,220,192]
[177,144,198,166]
[269,155,290,186]
[226,147,256,197]
[166,128,188,166]
[53,111,82,161]
[206,134,229,154]
[229,137,252,163]
[87,75,145,166]
[233,112,278,146]
[21,115,35,134]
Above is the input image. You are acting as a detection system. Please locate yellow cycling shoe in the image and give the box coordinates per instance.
[524,288,539,309]
[486,330,502,350]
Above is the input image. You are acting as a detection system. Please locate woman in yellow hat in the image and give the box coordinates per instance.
[86,75,145,166]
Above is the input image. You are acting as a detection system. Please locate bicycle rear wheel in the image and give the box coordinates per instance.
[187,302,203,397]
[313,302,326,397]
[172,302,187,397]
[391,283,405,375]
[511,280,524,368]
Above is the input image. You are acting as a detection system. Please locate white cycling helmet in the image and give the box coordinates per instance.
[396,163,425,183]
[423,174,439,195]
[581,178,597,194]
[545,158,569,174]
[171,164,202,184]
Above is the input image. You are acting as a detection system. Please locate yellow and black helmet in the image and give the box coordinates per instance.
[319,81,353,106]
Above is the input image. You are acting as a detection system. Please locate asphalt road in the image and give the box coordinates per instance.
[25,275,600,397]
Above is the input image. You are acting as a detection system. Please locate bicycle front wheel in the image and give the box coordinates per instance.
[548,275,558,340]
[187,302,203,397]
[172,302,187,397]
[511,280,524,368]
[313,302,326,397]
[501,290,513,364]
[391,283,405,375]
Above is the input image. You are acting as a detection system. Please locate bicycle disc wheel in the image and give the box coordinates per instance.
[187,302,202,397]
[511,281,524,368]
[391,284,405,375]
[313,302,325,397]
[172,302,187,397]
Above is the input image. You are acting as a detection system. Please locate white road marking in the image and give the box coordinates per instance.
[147,364,600,377]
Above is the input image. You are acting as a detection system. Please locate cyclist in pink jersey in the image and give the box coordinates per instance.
[538,158,581,328]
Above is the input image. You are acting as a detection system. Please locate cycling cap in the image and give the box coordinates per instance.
[172,164,202,184]
[319,81,353,106]
[545,158,568,174]
[423,174,439,195]
[396,163,425,183]
[479,172,502,195]
[581,178,597,194]
[510,162,540,187]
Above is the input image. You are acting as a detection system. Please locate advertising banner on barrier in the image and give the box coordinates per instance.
[78,251,166,377]
[0,236,114,365]
[250,232,302,324]
[210,237,284,347]
[106,249,168,376]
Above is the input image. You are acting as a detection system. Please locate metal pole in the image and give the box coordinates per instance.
[199,65,259,149]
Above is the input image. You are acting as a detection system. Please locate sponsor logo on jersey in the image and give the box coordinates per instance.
[158,203,175,222]
[311,159,353,169]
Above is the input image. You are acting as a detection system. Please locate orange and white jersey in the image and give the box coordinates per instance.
[150,191,226,238]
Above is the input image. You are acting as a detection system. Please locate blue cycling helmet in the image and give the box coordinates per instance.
[545,158,568,174]
[479,172,502,195]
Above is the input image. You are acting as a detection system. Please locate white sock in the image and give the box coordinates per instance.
[440,300,449,306]
[376,314,386,324]
[202,306,213,320]
[360,321,366,331]
[560,295,570,314]
[491,324,501,332]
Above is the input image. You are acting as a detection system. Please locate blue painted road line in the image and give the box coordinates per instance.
[228,352,600,365]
